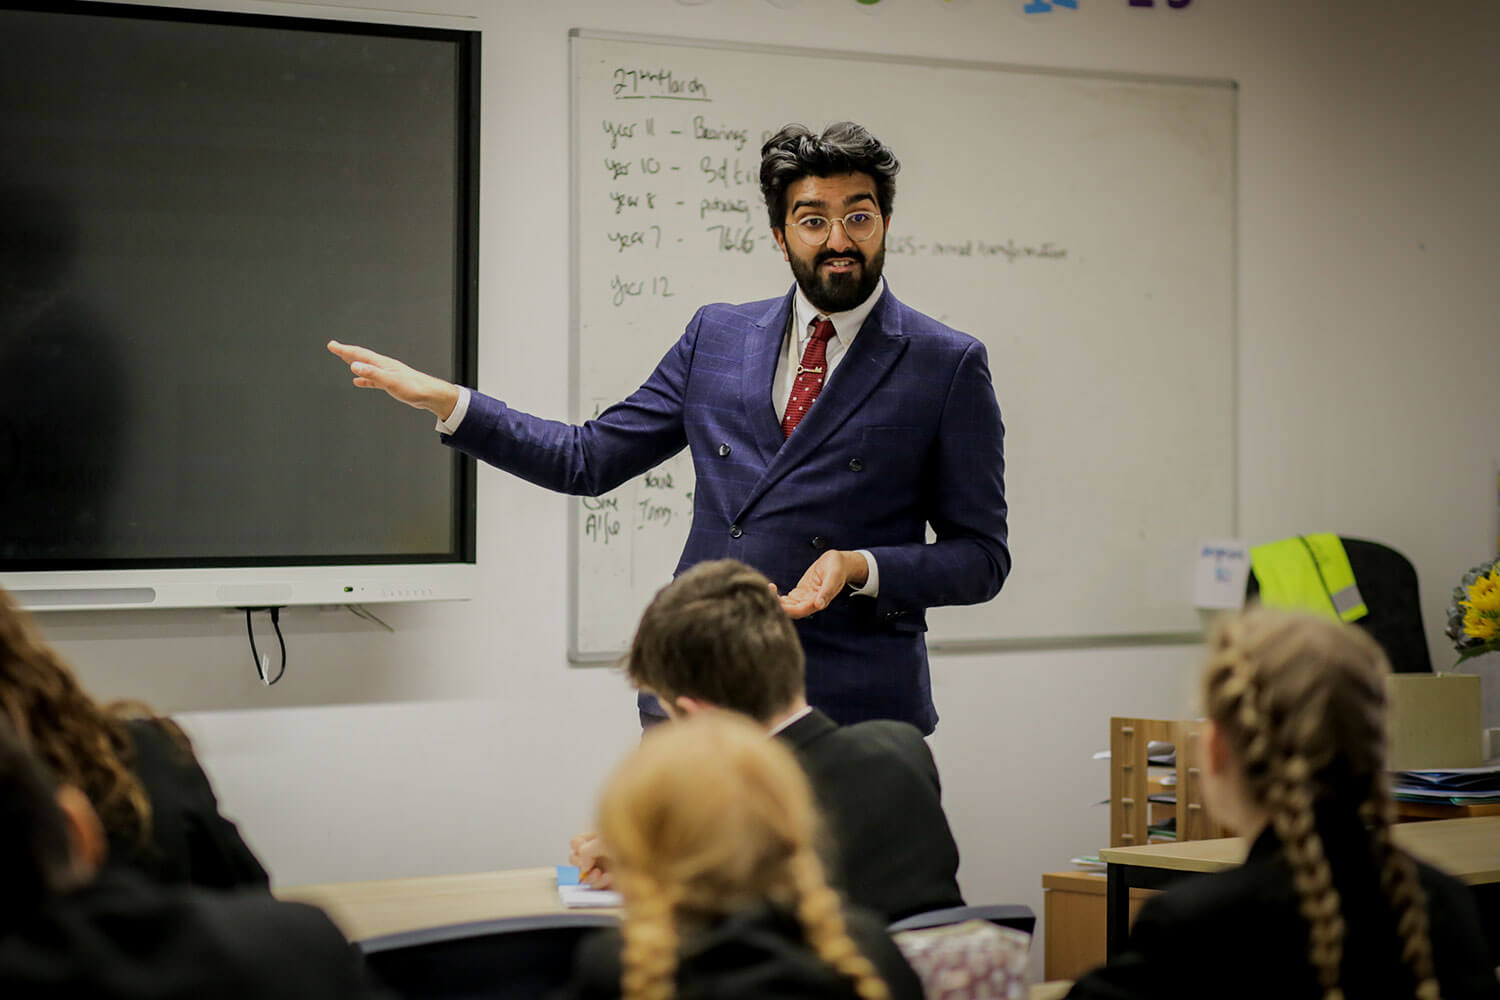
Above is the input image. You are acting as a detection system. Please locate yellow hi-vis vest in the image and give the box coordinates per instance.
[1249,534,1368,622]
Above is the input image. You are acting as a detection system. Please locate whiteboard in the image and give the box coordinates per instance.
[568,30,1236,659]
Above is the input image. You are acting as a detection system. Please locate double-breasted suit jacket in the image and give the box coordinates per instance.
[443,285,1008,732]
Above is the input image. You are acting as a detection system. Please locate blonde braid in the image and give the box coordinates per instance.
[1204,635,1271,787]
[1269,753,1346,1000]
[1204,608,1454,1000]
[789,849,890,1000]
[1206,632,1345,1000]
[618,874,681,1000]
[1362,788,1442,1000]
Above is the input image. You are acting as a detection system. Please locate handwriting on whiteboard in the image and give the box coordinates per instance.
[591,66,1068,305]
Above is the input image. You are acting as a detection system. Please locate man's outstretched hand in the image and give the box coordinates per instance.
[779,550,869,620]
[327,340,461,421]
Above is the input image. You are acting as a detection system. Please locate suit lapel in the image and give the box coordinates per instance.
[736,289,908,519]
[741,291,794,466]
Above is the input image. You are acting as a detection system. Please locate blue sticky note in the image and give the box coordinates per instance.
[557,865,581,886]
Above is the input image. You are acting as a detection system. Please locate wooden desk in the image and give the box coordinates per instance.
[279,866,1074,999]
[275,866,608,942]
[1397,799,1500,821]
[1097,815,1500,956]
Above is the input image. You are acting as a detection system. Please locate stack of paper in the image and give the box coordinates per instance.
[1392,762,1500,804]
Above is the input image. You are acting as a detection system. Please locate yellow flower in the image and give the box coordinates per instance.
[1461,568,1500,641]
[1465,607,1500,641]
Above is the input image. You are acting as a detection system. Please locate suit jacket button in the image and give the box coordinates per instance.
[729,524,743,538]
[810,536,827,550]
[848,458,864,472]
[718,443,732,457]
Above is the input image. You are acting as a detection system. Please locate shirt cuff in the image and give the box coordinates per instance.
[435,386,471,435]
[849,549,879,597]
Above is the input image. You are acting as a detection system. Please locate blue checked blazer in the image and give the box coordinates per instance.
[443,285,1008,733]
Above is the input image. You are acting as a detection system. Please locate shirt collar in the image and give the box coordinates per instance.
[767,704,814,736]
[792,276,886,348]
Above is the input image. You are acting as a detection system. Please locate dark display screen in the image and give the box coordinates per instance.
[0,2,478,568]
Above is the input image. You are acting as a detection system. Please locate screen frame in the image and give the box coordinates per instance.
[0,0,481,611]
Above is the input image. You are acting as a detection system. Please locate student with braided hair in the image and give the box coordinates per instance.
[1068,608,1499,1000]
[570,559,964,923]
[557,712,922,1000]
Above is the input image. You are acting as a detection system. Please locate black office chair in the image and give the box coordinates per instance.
[357,913,619,1000]
[887,903,1035,935]
[1247,536,1433,674]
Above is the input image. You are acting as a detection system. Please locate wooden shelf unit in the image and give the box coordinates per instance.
[1109,717,1227,848]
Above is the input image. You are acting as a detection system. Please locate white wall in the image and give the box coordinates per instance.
[43,0,1500,972]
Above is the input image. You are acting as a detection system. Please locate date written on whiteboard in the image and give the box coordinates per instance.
[612,67,711,102]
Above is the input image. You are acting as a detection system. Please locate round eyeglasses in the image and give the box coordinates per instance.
[786,210,882,246]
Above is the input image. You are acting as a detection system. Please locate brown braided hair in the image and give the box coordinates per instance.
[1202,607,1441,1000]
[0,586,170,846]
[597,712,891,1000]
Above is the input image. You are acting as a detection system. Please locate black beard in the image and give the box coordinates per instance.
[789,242,885,314]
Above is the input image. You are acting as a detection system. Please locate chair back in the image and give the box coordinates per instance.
[892,919,1031,1000]
[887,903,1035,936]
[358,913,618,999]
[1247,536,1432,673]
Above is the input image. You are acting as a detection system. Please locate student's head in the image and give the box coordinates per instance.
[1200,607,1392,826]
[760,123,898,314]
[0,585,152,844]
[1199,607,1439,1000]
[625,560,804,724]
[0,717,106,924]
[595,712,888,1000]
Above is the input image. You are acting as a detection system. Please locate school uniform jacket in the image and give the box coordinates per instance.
[1066,818,1500,1000]
[557,901,923,1000]
[0,870,388,1000]
[778,708,964,922]
[110,719,269,891]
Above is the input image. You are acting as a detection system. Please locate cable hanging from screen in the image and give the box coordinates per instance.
[242,607,287,685]
[346,604,394,633]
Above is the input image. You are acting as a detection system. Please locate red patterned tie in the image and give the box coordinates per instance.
[782,319,835,438]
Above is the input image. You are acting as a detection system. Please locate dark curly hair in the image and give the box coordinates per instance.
[0,715,74,920]
[0,586,174,847]
[759,122,900,230]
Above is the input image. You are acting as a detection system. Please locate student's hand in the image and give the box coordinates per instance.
[569,831,614,889]
[780,550,869,620]
[326,340,461,421]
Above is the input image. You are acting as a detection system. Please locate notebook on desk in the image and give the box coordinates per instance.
[556,865,624,908]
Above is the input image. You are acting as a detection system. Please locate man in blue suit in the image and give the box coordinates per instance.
[328,122,1008,734]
